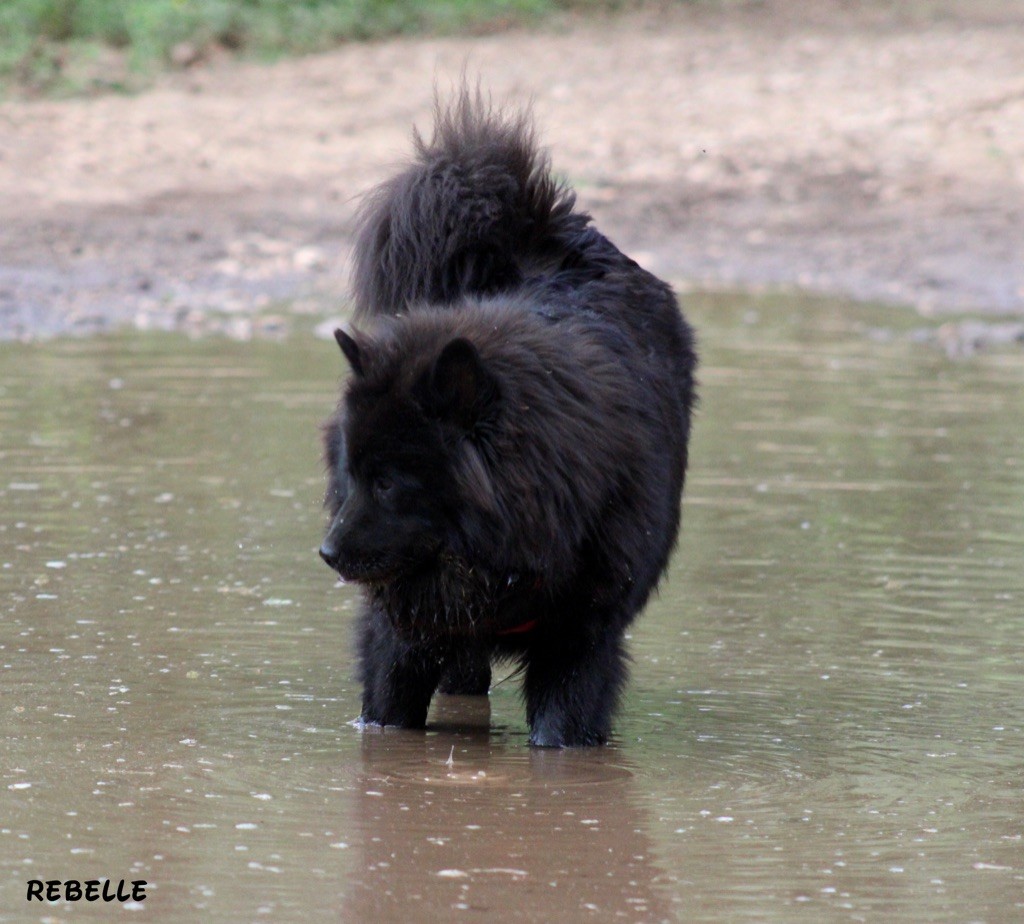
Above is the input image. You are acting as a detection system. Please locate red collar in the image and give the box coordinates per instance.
[496,619,538,636]
[495,574,543,636]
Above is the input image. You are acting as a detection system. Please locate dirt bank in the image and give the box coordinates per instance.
[1,0,1022,340]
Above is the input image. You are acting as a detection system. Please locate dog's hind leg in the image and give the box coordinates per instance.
[437,648,492,696]
[523,623,628,747]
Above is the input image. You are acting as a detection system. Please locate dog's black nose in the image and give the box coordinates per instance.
[319,541,340,570]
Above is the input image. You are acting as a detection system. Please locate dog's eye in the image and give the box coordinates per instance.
[373,477,395,503]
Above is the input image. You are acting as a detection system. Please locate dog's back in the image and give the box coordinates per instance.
[351,91,695,417]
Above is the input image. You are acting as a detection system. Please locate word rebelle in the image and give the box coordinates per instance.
[26,879,147,903]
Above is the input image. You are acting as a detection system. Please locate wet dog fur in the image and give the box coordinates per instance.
[320,92,696,746]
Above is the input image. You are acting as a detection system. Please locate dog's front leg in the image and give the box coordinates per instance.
[356,602,443,728]
[523,621,628,747]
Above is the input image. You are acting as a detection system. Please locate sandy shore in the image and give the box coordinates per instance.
[1,0,1022,340]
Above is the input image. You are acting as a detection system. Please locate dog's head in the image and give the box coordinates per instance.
[319,327,500,585]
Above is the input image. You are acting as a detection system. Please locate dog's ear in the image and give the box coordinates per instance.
[428,338,499,431]
[334,328,365,376]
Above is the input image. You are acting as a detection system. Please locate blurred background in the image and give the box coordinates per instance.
[1,0,1022,346]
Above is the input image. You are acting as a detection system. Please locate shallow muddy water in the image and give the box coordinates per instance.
[2,293,1023,922]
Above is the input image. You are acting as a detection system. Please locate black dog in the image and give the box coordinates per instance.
[320,92,696,746]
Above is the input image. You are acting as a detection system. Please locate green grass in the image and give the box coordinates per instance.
[0,0,622,96]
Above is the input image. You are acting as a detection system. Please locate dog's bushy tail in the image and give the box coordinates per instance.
[351,89,583,320]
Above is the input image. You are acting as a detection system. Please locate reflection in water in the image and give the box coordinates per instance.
[349,712,673,920]
[1,294,1023,921]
